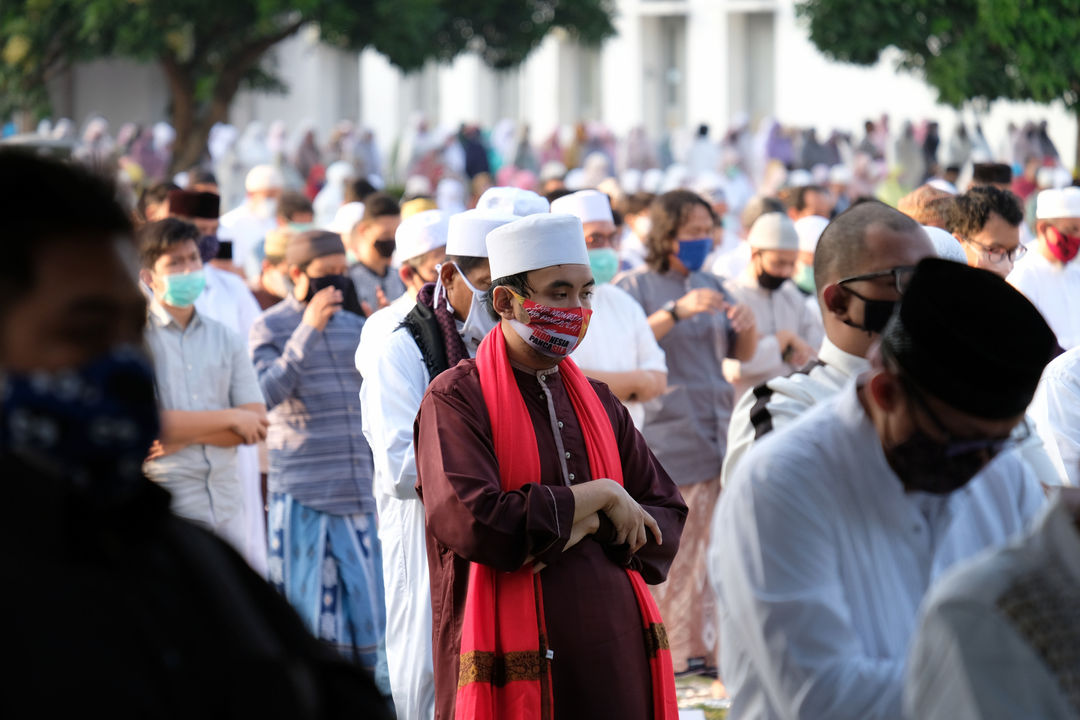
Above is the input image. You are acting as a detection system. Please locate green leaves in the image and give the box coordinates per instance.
[797,0,1080,111]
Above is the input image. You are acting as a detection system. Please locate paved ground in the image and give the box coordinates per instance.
[676,673,729,719]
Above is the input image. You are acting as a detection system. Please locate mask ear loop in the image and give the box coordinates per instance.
[432,263,448,313]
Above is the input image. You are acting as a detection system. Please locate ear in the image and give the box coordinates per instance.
[868,370,901,411]
[438,262,457,289]
[288,265,304,282]
[138,268,155,288]
[491,285,517,321]
[398,266,413,286]
[822,283,849,315]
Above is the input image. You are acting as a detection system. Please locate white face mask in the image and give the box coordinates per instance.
[250,196,278,220]
[436,263,496,354]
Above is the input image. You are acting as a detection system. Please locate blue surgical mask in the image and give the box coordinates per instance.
[588,248,620,285]
[676,237,712,272]
[160,269,206,308]
[1,346,160,493]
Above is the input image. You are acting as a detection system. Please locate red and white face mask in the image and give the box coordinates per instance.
[507,289,592,358]
[1046,225,1080,263]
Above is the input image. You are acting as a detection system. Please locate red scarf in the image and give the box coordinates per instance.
[456,326,678,720]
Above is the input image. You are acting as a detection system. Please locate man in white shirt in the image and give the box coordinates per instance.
[723,201,935,483]
[218,164,283,280]
[722,212,824,401]
[1008,186,1080,350]
[552,189,668,428]
[710,257,1056,720]
[354,209,448,380]
[358,210,516,720]
[905,488,1080,720]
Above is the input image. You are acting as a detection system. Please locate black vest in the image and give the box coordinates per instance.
[400,301,450,381]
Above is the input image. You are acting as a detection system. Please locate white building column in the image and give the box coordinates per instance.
[518,33,562,142]
[439,54,483,129]
[360,48,404,164]
[685,0,730,131]
[601,0,645,137]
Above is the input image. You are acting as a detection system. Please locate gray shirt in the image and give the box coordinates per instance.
[143,300,265,525]
[615,268,738,486]
[348,261,405,314]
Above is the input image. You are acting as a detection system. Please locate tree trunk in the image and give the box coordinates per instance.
[1074,110,1080,180]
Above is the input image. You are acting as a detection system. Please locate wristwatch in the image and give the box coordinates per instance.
[662,300,679,323]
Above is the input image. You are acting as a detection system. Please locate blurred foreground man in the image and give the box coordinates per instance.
[905,488,1080,720]
[415,213,687,720]
[710,258,1054,719]
[1,150,389,717]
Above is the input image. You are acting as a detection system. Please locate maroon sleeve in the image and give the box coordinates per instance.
[414,380,576,573]
[592,383,687,584]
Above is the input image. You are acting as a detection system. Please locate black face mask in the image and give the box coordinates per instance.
[757,267,788,291]
[305,274,366,316]
[885,429,993,495]
[373,239,396,259]
[197,234,220,264]
[840,286,896,335]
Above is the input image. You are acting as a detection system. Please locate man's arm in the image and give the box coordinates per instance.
[711,457,903,719]
[577,368,666,403]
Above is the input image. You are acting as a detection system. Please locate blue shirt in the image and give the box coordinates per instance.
[249,295,374,515]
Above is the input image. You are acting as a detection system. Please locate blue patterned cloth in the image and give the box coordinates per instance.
[267,492,389,693]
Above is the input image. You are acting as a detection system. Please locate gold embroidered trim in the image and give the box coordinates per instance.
[643,622,670,657]
[458,650,546,689]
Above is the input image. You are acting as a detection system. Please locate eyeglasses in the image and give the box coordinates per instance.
[837,266,916,294]
[586,231,619,248]
[896,371,1027,459]
[960,238,1027,264]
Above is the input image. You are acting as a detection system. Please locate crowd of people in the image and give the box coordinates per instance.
[4,107,1080,720]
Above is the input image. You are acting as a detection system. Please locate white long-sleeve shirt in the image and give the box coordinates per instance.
[1028,346,1080,487]
[904,493,1080,720]
[722,272,824,402]
[708,383,1045,720]
[722,338,868,485]
[1008,249,1080,350]
[570,283,667,429]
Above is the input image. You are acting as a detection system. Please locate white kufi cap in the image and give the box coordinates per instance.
[550,189,613,225]
[327,201,365,236]
[245,164,284,192]
[748,212,799,251]
[487,213,590,280]
[446,210,518,258]
[794,215,830,254]
[476,187,551,216]
[395,209,448,263]
[923,225,967,263]
[1036,187,1080,219]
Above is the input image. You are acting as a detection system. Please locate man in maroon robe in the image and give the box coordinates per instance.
[414,212,687,720]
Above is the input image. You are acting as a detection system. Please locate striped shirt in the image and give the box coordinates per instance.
[249,294,374,515]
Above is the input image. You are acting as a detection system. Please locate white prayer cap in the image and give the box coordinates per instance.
[620,169,643,194]
[564,168,587,191]
[1036,187,1080,219]
[367,174,385,190]
[487,213,589,280]
[747,212,799,251]
[325,161,354,186]
[923,225,967,263]
[446,210,518,258]
[811,163,830,186]
[829,165,852,185]
[1053,167,1073,189]
[550,190,614,225]
[245,164,284,192]
[1036,167,1056,189]
[328,201,365,236]
[395,209,449,263]
[794,215,830,254]
[786,168,814,188]
[540,161,567,182]
[641,168,664,194]
[476,186,550,216]
[661,164,691,192]
[693,170,726,204]
[404,174,433,198]
[926,177,958,195]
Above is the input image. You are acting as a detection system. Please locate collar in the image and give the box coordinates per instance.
[148,297,199,330]
[509,357,561,380]
[817,337,871,380]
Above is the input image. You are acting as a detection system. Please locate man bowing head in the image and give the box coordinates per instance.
[415,213,687,720]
